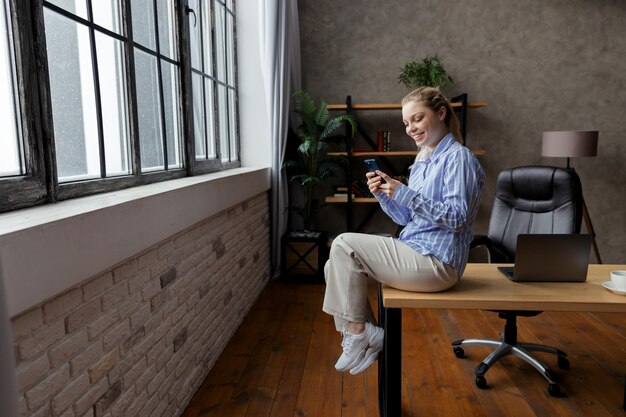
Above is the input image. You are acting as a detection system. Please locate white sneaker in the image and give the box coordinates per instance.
[349,344,383,375]
[335,322,384,374]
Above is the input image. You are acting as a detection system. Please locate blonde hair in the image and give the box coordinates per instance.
[401,87,462,143]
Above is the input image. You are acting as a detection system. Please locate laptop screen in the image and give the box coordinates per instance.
[502,234,592,282]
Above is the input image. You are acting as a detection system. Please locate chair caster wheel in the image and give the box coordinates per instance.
[475,375,488,389]
[453,347,465,358]
[557,356,570,370]
[548,383,562,397]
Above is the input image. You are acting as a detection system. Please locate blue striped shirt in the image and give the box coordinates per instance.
[375,133,485,276]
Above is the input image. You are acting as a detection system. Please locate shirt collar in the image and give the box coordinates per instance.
[418,132,456,163]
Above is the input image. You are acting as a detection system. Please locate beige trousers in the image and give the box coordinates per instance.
[322,232,458,331]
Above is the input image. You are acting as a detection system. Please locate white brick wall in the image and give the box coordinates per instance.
[11,192,271,417]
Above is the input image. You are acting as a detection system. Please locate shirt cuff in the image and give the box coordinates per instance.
[374,190,389,204]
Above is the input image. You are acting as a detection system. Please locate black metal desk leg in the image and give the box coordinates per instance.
[378,286,402,417]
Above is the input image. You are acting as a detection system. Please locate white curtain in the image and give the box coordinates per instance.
[260,0,302,277]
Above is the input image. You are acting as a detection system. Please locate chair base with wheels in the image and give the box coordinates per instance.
[451,311,569,396]
[452,165,583,396]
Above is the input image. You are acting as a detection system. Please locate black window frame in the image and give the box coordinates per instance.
[188,0,239,175]
[0,0,240,214]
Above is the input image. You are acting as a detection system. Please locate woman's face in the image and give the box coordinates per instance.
[402,100,447,151]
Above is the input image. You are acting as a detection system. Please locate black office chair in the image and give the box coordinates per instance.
[452,166,583,396]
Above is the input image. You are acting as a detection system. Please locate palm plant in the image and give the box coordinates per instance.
[284,91,356,231]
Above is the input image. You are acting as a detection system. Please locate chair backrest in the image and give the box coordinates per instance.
[487,166,583,261]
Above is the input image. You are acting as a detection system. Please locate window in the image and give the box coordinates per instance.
[189,0,216,161]
[44,0,131,182]
[0,0,24,178]
[0,0,240,213]
[212,0,238,163]
[131,0,182,172]
[189,0,238,172]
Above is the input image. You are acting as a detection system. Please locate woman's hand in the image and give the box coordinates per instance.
[366,170,401,198]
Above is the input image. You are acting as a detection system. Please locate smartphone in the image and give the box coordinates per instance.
[364,159,385,183]
[363,159,381,173]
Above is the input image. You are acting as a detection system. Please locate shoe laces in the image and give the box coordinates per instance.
[340,330,354,353]
[340,328,365,353]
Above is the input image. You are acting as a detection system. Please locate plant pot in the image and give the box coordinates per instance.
[281,230,329,281]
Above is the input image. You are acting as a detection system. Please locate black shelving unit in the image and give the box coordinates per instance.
[328,94,485,234]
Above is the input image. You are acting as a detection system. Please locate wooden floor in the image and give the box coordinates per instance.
[182,280,626,417]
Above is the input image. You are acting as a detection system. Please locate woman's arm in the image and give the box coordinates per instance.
[378,152,483,231]
[366,171,412,225]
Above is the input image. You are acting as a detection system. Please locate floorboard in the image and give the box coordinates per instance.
[183,281,626,417]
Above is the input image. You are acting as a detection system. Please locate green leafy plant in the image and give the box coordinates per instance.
[284,91,356,231]
[398,54,454,90]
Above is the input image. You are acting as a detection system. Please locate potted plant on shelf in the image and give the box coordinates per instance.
[398,54,454,90]
[281,91,356,280]
[284,91,356,232]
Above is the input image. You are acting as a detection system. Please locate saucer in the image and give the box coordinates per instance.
[602,281,626,296]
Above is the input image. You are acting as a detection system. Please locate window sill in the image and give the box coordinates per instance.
[0,167,271,317]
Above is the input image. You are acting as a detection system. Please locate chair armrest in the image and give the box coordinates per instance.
[470,235,511,263]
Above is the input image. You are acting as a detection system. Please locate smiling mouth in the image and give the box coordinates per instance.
[412,132,424,141]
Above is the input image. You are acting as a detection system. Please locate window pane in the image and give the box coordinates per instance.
[217,84,228,162]
[131,0,156,50]
[161,61,182,169]
[228,88,237,161]
[45,0,88,20]
[192,73,205,158]
[194,76,217,160]
[214,3,226,82]
[202,1,212,74]
[45,8,100,182]
[96,33,130,177]
[92,0,123,35]
[157,0,177,60]
[189,0,212,74]
[189,0,201,70]
[226,11,234,86]
[205,78,216,158]
[0,0,24,177]
[134,48,163,171]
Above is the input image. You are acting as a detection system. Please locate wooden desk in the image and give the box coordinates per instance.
[377,264,626,417]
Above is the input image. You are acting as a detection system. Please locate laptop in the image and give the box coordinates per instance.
[497,234,592,282]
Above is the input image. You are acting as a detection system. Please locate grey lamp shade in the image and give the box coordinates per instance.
[542,131,598,158]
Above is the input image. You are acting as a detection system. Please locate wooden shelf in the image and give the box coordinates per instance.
[327,102,488,111]
[327,151,415,156]
[327,149,486,157]
[325,196,377,204]
[327,94,487,233]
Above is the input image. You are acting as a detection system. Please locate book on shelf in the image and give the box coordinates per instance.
[332,185,354,198]
[332,181,373,198]
[377,129,391,151]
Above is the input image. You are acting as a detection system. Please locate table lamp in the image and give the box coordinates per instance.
[541,130,601,263]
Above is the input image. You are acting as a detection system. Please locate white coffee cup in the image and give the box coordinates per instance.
[610,270,626,291]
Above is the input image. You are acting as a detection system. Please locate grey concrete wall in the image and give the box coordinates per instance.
[299,0,626,263]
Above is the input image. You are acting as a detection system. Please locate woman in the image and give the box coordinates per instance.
[322,87,485,375]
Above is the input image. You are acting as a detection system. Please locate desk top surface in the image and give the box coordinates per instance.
[382,264,626,312]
